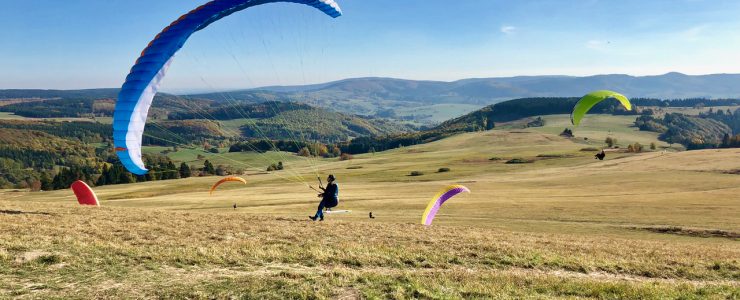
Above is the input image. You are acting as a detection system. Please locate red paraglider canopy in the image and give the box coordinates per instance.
[70,180,100,206]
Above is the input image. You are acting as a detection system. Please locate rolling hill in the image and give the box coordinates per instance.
[190,73,740,123]
[5,72,740,124]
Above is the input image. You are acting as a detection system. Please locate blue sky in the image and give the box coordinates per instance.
[2,0,740,91]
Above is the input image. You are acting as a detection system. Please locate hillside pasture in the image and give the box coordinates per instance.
[1,115,738,298]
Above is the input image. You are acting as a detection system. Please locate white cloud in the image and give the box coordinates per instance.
[500,26,516,35]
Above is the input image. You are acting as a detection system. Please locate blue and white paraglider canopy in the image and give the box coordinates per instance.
[113,0,342,175]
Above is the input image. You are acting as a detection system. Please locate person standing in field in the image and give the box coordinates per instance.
[595,149,606,160]
[309,174,339,221]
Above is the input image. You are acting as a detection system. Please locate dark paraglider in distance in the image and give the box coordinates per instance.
[595,150,606,160]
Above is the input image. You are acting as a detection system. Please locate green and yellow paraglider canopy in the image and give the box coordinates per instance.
[571,90,632,126]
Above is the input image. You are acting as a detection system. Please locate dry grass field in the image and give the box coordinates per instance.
[1,114,738,299]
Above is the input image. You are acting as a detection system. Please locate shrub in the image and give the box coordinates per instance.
[489,157,504,161]
[536,154,570,158]
[266,162,283,171]
[437,167,451,173]
[340,153,353,161]
[526,117,545,128]
[650,142,657,150]
[409,171,424,176]
[297,147,311,157]
[506,158,534,164]
[605,137,617,148]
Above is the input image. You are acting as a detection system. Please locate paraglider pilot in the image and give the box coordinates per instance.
[309,174,339,221]
[595,150,606,161]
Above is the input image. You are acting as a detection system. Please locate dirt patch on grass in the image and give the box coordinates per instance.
[632,226,740,240]
[334,287,361,300]
[14,251,62,265]
[722,169,740,175]
[536,154,575,159]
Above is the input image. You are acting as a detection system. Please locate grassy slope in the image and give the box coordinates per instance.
[1,114,739,298]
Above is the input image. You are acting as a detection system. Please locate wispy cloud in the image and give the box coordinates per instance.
[585,39,608,50]
[500,26,516,35]
[680,24,710,41]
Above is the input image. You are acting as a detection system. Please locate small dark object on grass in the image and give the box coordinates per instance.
[369,212,375,219]
[409,171,424,176]
[437,167,451,173]
[595,150,606,161]
[233,204,237,210]
[505,158,534,164]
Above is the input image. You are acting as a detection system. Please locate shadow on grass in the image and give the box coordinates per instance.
[0,210,54,216]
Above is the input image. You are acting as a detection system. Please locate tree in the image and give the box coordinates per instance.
[633,142,643,152]
[485,118,495,130]
[650,142,657,150]
[316,144,329,157]
[167,161,179,179]
[297,147,311,157]
[179,162,191,178]
[203,160,215,175]
[722,133,731,148]
[39,172,53,191]
[605,137,617,148]
[30,180,42,192]
[277,161,284,170]
[117,167,134,184]
[331,146,341,158]
[215,165,227,176]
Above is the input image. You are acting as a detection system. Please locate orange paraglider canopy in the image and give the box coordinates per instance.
[70,180,100,206]
[210,176,247,195]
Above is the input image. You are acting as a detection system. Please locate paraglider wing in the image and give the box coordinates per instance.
[570,90,632,126]
[71,180,100,206]
[421,185,470,226]
[113,0,342,175]
[210,176,247,195]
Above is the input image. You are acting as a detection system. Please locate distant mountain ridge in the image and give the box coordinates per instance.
[4,72,740,124]
[247,73,740,100]
[5,73,740,102]
[183,73,740,123]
